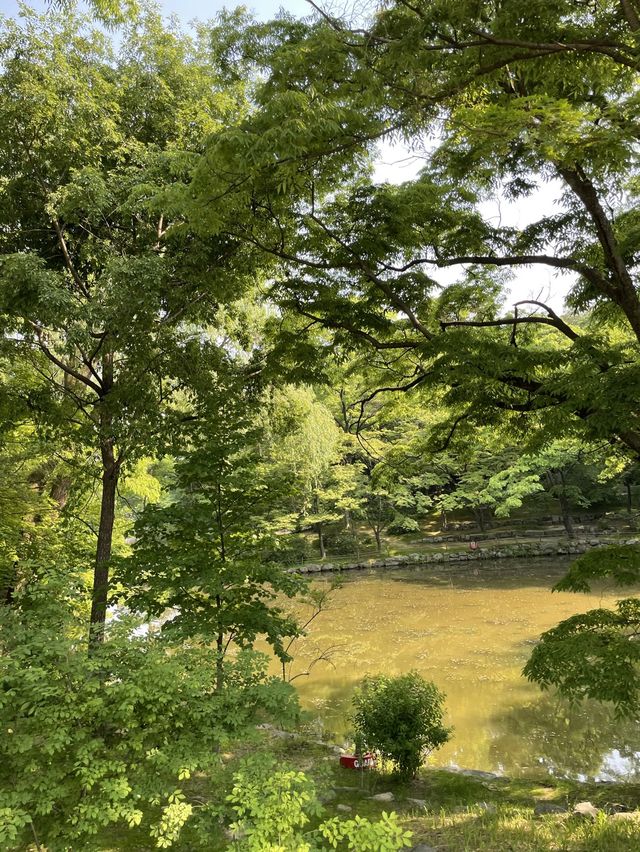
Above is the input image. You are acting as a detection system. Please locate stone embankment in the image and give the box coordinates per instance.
[292,533,627,575]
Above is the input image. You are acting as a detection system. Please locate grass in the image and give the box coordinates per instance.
[77,731,640,850]
[265,736,640,852]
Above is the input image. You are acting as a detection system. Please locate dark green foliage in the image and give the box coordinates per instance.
[524,599,640,716]
[352,672,451,778]
[554,545,640,593]
[525,545,640,715]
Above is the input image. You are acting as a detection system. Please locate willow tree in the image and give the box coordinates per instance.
[0,9,253,645]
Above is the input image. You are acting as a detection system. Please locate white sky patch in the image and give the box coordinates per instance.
[373,140,573,315]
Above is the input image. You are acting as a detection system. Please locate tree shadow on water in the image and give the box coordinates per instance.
[382,558,575,591]
[486,690,640,781]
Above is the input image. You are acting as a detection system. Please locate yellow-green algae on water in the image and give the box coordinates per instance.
[280,558,640,781]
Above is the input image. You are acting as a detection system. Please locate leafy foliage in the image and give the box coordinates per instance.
[226,757,412,851]
[352,672,451,778]
[524,597,640,716]
[525,545,640,715]
[114,373,304,685]
[0,571,297,850]
[554,545,640,593]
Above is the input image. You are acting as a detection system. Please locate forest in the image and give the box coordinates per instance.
[2,0,640,849]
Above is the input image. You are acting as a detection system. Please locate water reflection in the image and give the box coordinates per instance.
[488,691,640,780]
[279,559,640,779]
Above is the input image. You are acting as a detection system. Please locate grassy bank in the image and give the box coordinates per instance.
[265,736,640,852]
[92,730,640,850]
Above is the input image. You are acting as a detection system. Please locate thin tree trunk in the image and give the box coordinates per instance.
[558,472,575,538]
[216,618,224,693]
[214,482,227,691]
[374,526,382,553]
[318,522,326,558]
[627,481,633,513]
[89,438,119,649]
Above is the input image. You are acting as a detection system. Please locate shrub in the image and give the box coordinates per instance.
[0,572,298,850]
[352,671,451,777]
[226,756,412,850]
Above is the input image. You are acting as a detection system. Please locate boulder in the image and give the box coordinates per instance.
[369,791,395,802]
[458,769,505,781]
[573,801,600,819]
[336,804,352,813]
[609,811,640,822]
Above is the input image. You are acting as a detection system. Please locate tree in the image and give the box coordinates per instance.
[265,385,343,558]
[0,9,254,644]
[352,671,451,778]
[524,545,640,716]
[0,567,297,850]
[114,368,303,690]
[194,0,640,460]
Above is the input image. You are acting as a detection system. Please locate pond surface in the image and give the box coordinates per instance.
[280,559,640,781]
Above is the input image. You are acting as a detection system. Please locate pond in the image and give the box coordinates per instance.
[280,558,640,782]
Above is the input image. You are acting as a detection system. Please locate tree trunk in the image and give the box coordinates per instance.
[216,621,224,693]
[440,509,448,531]
[627,481,633,513]
[473,507,485,532]
[318,522,326,558]
[557,476,575,538]
[88,439,119,649]
[374,526,382,553]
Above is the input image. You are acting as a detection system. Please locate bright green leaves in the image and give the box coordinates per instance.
[555,545,640,593]
[352,671,451,778]
[0,575,297,849]
[226,756,411,851]
[114,372,305,668]
[524,597,640,715]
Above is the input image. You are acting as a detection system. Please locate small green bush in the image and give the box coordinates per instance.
[352,671,451,777]
[226,756,412,850]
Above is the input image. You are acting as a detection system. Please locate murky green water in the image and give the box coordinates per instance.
[280,559,640,781]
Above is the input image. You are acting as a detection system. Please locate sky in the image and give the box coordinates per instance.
[0,0,313,20]
[1,0,573,313]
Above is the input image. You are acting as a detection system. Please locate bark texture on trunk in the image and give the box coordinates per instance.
[89,439,119,649]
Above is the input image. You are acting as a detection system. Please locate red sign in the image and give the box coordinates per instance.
[339,753,377,770]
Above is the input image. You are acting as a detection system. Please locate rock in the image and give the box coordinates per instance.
[534,802,568,815]
[603,802,631,814]
[336,804,352,813]
[406,798,427,808]
[573,801,600,819]
[609,811,640,822]
[369,791,395,802]
[459,769,502,781]
[320,789,336,802]
[334,785,360,792]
